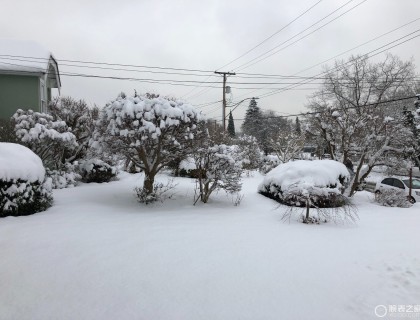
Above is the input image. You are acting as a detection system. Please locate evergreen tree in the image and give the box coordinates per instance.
[227,111,235,137]
[241,98,261,138]
[295,117,302,135]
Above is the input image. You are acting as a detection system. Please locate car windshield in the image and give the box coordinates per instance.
[402,179,420,189]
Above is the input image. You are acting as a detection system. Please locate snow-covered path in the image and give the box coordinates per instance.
[1,172,419,319]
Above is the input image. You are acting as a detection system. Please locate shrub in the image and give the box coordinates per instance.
[46,166,80,189]
[260,155,280,174]
[375,189,413,208]
[0,178,53,217]
[259,160,357,224]
[0,143,53,217]
[178,157,204,178]
[78,159,117,183]
[192,144,243,204]
[134,179,177,204]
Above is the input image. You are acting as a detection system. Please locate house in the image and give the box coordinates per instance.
[0,39,61,120]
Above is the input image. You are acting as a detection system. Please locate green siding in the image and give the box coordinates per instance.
[0,75,40,120]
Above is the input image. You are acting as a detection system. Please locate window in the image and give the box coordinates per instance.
[392,179,405,189]
[381,178,394,186]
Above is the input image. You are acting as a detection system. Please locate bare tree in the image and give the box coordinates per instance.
[306,54,417,196]
[269,126,306,163]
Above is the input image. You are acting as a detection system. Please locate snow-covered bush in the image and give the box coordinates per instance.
[192,144,243,204]
[235,135,262,171]
[260,155,280,174]
[178,157,202,178]
[47,97,99,162]
[46,166,80,189]
[13,109,77,169]
[92,93,204,197]
[375,189,413,208]
[78,159,117,183]
[134,179,177,204]
[259,160,356,223]
[259,160,349,206]
[0,143,53,217]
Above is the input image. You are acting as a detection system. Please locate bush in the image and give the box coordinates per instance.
[192,144,243,204]
[260,183,348,208]
[375,189,413,208]
[46,167,80,189]
[260,155,280,174]
[134,179,177,204]
[0,143,53,217]
[259,160,357,224]
[0,178,53,217]
[78,159,117,183]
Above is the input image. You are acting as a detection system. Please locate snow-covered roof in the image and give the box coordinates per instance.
[0,39,61,88]
[0,143,46,183]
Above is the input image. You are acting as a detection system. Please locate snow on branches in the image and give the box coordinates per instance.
[13,109,77,169]
[192,144,243,204]
[92,93,204,195]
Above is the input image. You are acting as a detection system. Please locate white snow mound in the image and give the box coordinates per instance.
[259,159,349,192]
[0,143,45,182]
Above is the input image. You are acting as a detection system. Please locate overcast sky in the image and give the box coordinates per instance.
[1,0,419,125]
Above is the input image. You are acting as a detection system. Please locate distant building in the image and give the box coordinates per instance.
[0,39,61,120]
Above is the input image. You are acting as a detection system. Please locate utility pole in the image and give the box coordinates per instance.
[214,71,235,131]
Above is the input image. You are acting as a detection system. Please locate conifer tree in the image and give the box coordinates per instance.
[227,111,235,137]
[241,98,261,138]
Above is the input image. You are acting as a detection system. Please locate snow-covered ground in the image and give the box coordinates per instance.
[1,171,419,320]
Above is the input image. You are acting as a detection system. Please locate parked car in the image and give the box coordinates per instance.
[375,177,420,203]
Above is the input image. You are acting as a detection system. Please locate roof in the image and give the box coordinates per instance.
[0,39,61,89]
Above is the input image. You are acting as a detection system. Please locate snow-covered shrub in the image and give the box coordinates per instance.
[13,109,77,169]
[134,179,177,204]
[259,160,349,206]
[260,155,280,174]
[0,143,53,217]
[78,159,117,183]
[178,157,203,178]
[92,93,204,196]
[192,144,243,204]
[259,160,357,224]
[269,130,306,163]
[46,165,80,189]
[13,98,98,172]
[375,189,413,208]
[234,135,262,171]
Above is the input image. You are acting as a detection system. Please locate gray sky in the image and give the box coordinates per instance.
[1,0,419,124]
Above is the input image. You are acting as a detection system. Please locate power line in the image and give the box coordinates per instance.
[184,1,324,100]
[232,27,420,101]
[214,95,417,121]
[0,53,214,73]
[233,0,368,71]
[0,56,215,78]
[258,31,420,99]
[216,0,324,71]
[1,60,413,87]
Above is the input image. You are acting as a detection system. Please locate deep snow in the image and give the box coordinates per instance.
[0,171,419,320]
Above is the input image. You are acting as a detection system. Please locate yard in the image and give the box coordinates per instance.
[0,171,419,319]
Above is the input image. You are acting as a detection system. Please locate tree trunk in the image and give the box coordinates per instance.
[143,172,155,195]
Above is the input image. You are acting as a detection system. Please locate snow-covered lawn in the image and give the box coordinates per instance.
[1,172,419,319]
